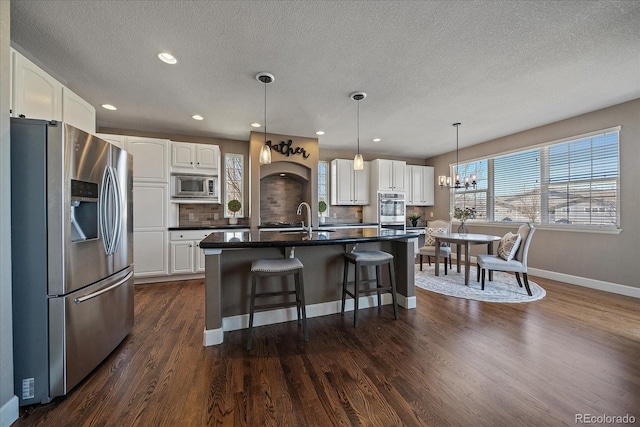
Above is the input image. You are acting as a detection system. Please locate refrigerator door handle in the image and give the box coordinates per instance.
[73,270,133,304]
[99,166,112,254]
[109,166,123,255]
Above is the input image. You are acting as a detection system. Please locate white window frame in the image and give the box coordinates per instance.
[318,160,330,217]
[450,126,620,230]
[224,153,244,218]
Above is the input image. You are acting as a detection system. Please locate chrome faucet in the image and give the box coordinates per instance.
[296,201,312,235]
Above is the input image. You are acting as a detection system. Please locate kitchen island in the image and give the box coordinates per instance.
[199,227,419,346]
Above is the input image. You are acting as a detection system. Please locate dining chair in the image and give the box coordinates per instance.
[476,223,536,295]
[418,220,452,273]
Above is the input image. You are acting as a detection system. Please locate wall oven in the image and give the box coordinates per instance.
[379,192,406,229]
[171,174,218,199]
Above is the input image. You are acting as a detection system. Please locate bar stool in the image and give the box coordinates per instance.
[341,250,399,327]
[246,257,308,350]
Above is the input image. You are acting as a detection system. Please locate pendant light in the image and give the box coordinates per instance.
[350,91,366,170]
[256,72,274,165]
[438,122,477,189]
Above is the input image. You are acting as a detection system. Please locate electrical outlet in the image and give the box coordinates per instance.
[214,213,219,220]
[430,212,434,217]
[188,213,195,221]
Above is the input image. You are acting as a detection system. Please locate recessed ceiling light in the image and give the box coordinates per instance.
[280,173,286,177]
[251,122,261,128]
[315,131,325,135]
[192,114,204,121]
[373,138,381,142]
[101,104,117,111]
[158,52,177,64]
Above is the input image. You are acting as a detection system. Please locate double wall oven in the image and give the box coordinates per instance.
[378,192,406,232]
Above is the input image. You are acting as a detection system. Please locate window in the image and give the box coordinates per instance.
[452,127,620,228]
[318,160,329,216]
[224,153,244,217]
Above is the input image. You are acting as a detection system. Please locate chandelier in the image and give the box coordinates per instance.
[438,122,476,189]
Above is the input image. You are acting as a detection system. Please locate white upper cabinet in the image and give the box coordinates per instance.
[196,145,219,171]
[11,48,96,133]
[11,49,63,121]
[171,141,220,173]
[96,133,125,148]
[371,159,406,192]
[406,165,435,206]
[125,137,170,183]
[62,87,96,134]
[330,159,370,205]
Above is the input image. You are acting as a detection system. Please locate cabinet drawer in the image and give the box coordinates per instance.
[170,230,213,241]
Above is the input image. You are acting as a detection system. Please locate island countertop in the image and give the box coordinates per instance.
[199,227,420,249]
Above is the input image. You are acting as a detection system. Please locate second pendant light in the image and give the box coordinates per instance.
[350,91,366,171]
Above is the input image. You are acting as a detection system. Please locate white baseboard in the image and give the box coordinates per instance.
[528,267,640,299]
[448,256,638,298]
[0,395,18,427]
[202,327,224,346]
[222,293,412,333]
[135,273,204,285]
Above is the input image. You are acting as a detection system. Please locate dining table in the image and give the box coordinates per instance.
[432,232,502,286]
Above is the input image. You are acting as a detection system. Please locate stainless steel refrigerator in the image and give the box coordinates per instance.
[11,118,134,405]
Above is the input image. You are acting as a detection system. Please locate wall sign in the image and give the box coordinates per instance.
[266,140,310,160]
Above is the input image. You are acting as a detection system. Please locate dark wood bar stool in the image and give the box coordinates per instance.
[246,257,308,350]
[341,250,398,327]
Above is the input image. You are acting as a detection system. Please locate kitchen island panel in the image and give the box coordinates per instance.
[202,228,418,346]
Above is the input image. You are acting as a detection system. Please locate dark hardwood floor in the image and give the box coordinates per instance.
[15,274,640,426]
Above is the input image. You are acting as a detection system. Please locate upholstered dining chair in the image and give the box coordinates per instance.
[418,220,452,274]
[476,223,536,296]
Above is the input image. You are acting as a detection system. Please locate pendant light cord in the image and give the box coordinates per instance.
[456,124,459,178]
[357,100,360,154]
[264,81,267,144]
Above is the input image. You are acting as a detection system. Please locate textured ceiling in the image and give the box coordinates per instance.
[10,0,640,158]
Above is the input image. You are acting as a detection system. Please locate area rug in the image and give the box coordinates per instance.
[414,264,546,303]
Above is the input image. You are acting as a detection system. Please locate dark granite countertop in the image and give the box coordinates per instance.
[168,225,250,231]
[257,222,379,229]
[199,227,419,249]
[319,222,378,227]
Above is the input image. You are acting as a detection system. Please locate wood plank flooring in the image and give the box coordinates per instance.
[15,275,640,426]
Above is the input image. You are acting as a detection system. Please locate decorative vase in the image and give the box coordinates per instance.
[229,216,238,225]
[458,221,468,235]
[319,216,326,224]
[411,220,418,227]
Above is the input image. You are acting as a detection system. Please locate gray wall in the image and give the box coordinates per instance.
[0,0,18,424]
[426,99,640,289]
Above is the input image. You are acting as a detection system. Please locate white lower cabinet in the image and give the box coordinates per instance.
[169,230,214,274]
[134,230,168,277]
[170,241,197,274]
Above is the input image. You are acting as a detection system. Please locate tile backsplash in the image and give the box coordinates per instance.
[260,175,304,224]
[177,203,427,227]
[178,204,249,227]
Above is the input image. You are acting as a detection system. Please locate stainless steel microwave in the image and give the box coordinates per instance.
[171,174,218,199]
